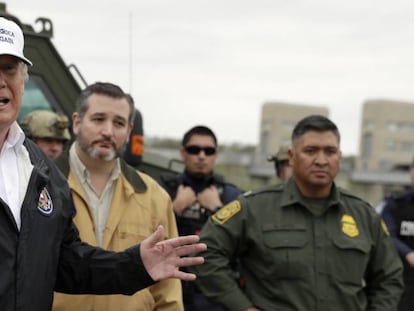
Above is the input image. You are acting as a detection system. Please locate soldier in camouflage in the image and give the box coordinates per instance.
[20,110,70,159]
[267,143,293,181]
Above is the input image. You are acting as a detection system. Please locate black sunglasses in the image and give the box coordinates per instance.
[185,145,217,156]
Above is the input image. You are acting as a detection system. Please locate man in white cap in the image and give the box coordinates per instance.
[0,17,206,311]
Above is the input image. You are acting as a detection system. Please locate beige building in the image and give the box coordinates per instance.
[358,99,414,171]
[250,102,329,178]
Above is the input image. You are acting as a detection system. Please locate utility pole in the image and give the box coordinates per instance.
[129,11,133,93]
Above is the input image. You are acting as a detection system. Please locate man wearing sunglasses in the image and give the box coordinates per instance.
[161,125,242,311]
[0,17,206,311]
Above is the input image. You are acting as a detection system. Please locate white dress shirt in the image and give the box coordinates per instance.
[0,121,33,230]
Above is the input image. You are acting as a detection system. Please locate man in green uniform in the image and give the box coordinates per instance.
[192,115,403,311]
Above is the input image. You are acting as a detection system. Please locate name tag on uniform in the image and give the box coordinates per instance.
[400,220,414,236]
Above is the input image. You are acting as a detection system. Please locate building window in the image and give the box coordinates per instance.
[386,122,398,132]
[386,121,414,132]
[401,141,414,152]
[282,121,296,131]
[384,139,397,151]
[363,120,374,130]
[261,130,269,158]
[361,133,372,158]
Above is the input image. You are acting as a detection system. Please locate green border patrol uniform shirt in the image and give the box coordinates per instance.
[192,178,403,311]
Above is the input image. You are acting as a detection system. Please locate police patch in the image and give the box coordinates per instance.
[212,201,241,224]
[381,220,389,236]
[37,187,53,216]
[341,214,359,238]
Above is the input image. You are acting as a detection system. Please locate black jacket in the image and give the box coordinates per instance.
[382,190,414,283]
[160,171,242,236]
[0,139,154,311]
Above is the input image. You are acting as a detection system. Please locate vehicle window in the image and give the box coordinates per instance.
[18,75,59,121]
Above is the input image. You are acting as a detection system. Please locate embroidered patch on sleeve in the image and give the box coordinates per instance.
[212,201,241,224]
[381,220,390,235]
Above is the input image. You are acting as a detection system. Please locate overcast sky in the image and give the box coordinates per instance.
[7,0,414,155]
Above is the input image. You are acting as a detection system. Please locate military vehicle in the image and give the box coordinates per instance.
[0,2,182,180]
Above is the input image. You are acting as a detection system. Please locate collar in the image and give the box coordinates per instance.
[180,171,213,192]
[1,121,25,154]
[181,170,223,184]
[69,142,121,185]
[280,178,340,209]
[55,142,147,193]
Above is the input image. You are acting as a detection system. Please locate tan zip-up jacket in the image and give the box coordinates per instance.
[53,158,183,311]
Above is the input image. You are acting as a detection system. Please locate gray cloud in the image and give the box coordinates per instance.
[8,0,414,155]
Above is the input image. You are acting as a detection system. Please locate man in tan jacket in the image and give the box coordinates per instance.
[53,82,183,310]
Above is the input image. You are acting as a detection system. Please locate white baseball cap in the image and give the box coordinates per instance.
[0,17,32,66]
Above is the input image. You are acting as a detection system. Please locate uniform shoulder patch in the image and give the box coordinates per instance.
[212,200,241,224]
[381,220,390,235]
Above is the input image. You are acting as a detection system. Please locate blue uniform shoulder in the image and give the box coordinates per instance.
[223,182,241,193]
[389,189,413,201]
[221,182,242,203]
[209,173,242,202]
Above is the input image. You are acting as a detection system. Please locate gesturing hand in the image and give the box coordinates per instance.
[140,225,207,281]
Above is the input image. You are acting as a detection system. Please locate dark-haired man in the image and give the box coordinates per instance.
[52,82,184,311]
[161,125,241,311]
[0,17,205,311]
[192,115,403,311]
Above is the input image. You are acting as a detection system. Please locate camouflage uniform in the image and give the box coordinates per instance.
[20,110,71,141]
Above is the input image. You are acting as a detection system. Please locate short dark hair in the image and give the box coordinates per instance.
[181,125,217,146]
[75,82,135,123]
[291,115,340,144]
